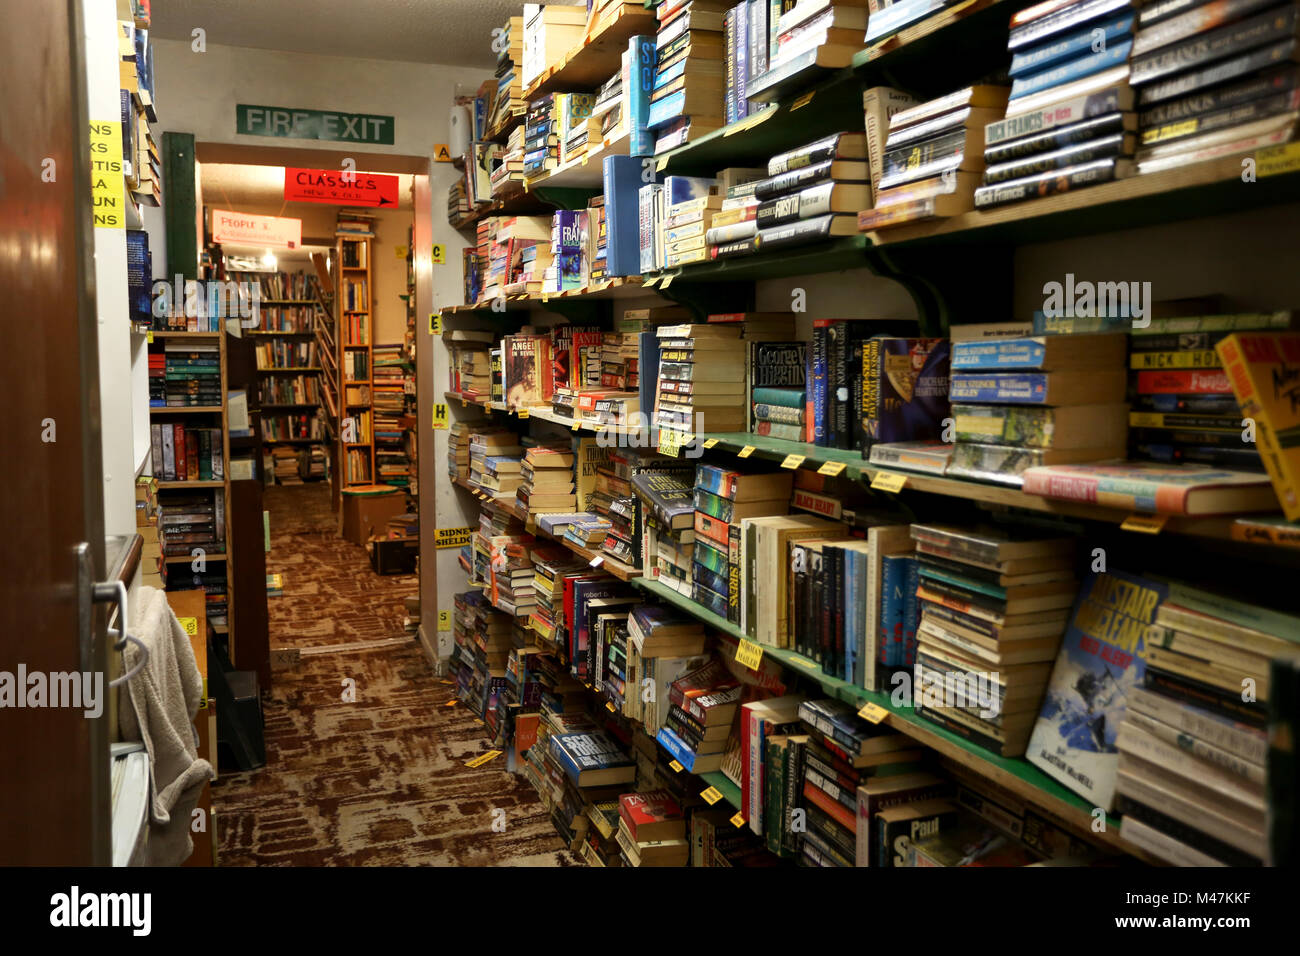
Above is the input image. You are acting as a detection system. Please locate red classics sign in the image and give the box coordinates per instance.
[283,167,400,206]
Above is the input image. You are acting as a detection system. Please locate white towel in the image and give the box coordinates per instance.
[119,586,215,866]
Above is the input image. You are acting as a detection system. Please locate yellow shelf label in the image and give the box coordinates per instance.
[437,610,452,631]
[444,699,459,707]
[780,453,805,470]
[737,445,756,459]
[790,91,815,112]
[431,243,446,265]
[818,460,848,477]
[432,402,449,429]
[730,811,746,828]
[395,244,408,259]
[669,760,684,773]
[1259,141,1300,177]
[871,472,908,493]
[661,274,675,289]
[605,700,616,712]
[428,313,442,335]
[1121,513,1169,534]
[702,438,720,449]
[177,616,198,637]
[147,331,154,344]
[858,702,890,725]
[700,786,724,805]
[517,408,529,419]
[571,419,581,431]
[434,526,474,549]
[643,276,660,288]
[464,749,502,768]
[735,638,764,671]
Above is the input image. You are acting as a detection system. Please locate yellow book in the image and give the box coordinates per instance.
[1216,332,1300,520]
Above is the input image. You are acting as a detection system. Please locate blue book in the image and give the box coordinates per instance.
[656,726,706,771]
[648,88,688,129]
[866,0,950,42]
[1009,38,1133,100]
[1009,13,1134,77]
[880,555,907,668]
[548,730,634,786]
[692,561,729,598]
[949,372,1054,404]
[902,557,920,671]
[1026,570,1169,809]
[812,322,829,446]
[735,0,750,121]
[603,154,646,277]
[664,175,718,206]
[638,330,660,435]
[654,57,689,91]
[628,35,657,156]
[952,337,1056,369]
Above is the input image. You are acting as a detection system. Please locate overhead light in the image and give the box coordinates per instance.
[262,249,277,269]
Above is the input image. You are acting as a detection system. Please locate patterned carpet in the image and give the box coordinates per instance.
[213,483,576,866]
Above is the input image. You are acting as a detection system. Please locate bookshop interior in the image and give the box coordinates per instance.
[10,0,1300,882]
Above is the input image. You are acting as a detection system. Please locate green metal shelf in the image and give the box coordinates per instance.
[698,771,743,811]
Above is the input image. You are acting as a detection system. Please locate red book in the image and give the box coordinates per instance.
[618,789,684,842]
[173,424,186,481]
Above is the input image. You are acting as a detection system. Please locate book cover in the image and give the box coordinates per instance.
[1020,461,1277,514]
[1026,569,1169,810]
[1216,332,1300,519]
[858,337,951,451]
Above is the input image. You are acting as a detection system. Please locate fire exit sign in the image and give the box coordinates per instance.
[236,104,395,145]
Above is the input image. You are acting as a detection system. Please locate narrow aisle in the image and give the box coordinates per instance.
[214,484,575,866]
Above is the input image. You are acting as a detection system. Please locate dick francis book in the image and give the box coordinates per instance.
[1026,569,1169,811]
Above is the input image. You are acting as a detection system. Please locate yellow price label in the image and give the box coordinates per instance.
[147,330,154,344]
[429,313,442,335]
[700,786,724,805]
[790,91,815,111]
[858,702,890,725]
[1259,141,1300,177]
[730,811,746,828]
[871,472,908,493]
[780,453,805,470]
[605,700,616,712]
[661,274,675,289]
[431,243,446,265]
[1121,513,1169,534]
[702,438,719,449]
[669,760,684,773]
[737,445,756,459]
[571,420,581,431]
[517,408,529,419]
[818,460,848,477]
[643,276,660,288]
[437,610,452,632]
[581,153,588,165]
[464,749,502,768]
[395,244,408,259]
[659,430,683,457]
[445,699,459,707]
[432,402,449,430]
[793,656,819,669]
[177,616,198,637]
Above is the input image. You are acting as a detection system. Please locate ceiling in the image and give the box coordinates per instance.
[200,162,415,212]
[150,0,524,68]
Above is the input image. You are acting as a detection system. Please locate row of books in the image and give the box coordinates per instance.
[148,339,221,408]
[149,422,225,483]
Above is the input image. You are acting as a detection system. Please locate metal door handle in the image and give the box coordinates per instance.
[92,580,149,688]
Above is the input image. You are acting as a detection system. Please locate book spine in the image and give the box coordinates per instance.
[1139,67,1300,128]
[1010,39,1133,100]
[1131,6,1299,88]
[813,322,830,446]
[1010,12,1136,76]
[727,523,742,626]
[986,109,1129,165]
[974,156,1127,209]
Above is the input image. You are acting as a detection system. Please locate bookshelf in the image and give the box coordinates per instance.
[145,328,235,646]
[427,0,1300,871]
[335,230,375,490]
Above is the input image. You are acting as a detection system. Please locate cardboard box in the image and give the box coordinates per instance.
[341,485,407,546]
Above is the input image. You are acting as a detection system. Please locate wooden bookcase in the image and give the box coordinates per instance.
[146,330,235,647]
[336,233,376,489]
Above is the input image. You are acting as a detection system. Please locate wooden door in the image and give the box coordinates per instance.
[0,0,111,864]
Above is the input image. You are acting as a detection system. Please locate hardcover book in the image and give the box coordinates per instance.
[1026,570,1169,810]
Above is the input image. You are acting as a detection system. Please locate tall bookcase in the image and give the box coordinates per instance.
[146,329,235,645]
[336,233,375,489]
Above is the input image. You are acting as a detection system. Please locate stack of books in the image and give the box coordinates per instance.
[479,455,524,501]
[467,428,523,495]
[654,320,745,438]
[692,465,792,622]
[633,468,696,594]
[746,341,807,441]
[1128,313,1291,470]
[1131,0,1299,175]
[702,192,760,258]
[592,63,626,146]
[162,339,221,407]
[487,15,526,136]
[480,528,536,618]
[947,332,1129,486]
[544,210,587,293]
[649,1,726,153]
[600,331,641,391]
[975,0,1138,209]
[615,790,690,866]
[520,1,587,91]
[864,0,963,47]
[445,329,495,398]
[446,178,470,224]
[862,87,1008,229]
[528,547,589,652]
[523,94,559,179]
[491,124,527,198]
[910,523,1077,757]
[655,658,742,773]
[156,492,224,558]
[1113,583,1290,864]
[557,92,599,165]
[518,444,577,515]
[796,698,929,867]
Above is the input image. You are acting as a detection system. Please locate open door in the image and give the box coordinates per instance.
[0,0,112,864]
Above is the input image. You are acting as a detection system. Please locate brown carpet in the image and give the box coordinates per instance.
[214,483,576,866]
